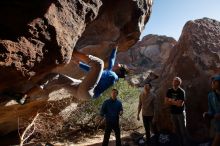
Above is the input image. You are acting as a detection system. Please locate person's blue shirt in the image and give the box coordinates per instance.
[79,48,119,98]
[93,70,118,98]
[208,91,220,116]
[208,91,220,132]
[100,98,123,123]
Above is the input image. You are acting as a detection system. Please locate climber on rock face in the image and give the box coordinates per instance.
[16,46,129,104]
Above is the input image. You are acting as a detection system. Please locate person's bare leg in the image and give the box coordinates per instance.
[73,50,104,100]
[72,50,93,63]
[20,50,103,103]
[17,85,43,104]
[20,73,78,104]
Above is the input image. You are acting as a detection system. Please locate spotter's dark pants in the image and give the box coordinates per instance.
[102,121,121,146]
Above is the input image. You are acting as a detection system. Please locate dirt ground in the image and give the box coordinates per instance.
[0,131,142,146]
[52,132,141,146]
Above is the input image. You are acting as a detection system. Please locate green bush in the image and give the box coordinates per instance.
[89,79,140,130]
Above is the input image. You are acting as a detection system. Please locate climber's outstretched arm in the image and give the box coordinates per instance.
[107,48,117,70]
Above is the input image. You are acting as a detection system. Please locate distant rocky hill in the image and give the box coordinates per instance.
[116,34,177,86]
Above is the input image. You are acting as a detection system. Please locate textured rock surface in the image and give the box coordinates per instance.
[55,0,153,77]
[0,0,102,92]
[0,0,152,93]
[156,18,220,140]
[116,34,176,86]
[0,0,153,135]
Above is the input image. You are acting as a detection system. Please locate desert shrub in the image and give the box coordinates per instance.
[19,79,140,144]
[66,79,140,131]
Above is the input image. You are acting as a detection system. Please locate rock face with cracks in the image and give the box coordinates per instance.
[0,0,153,135]
[0,0,103,92]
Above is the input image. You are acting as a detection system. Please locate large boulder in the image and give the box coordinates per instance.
[0,0,153,93]
[55,0,154,77]
[0,0,153,135]
[0,0,102,92]
[116,34,176,86]
[156,18,220,141]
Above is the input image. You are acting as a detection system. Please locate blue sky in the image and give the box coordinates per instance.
[140,0,220,40]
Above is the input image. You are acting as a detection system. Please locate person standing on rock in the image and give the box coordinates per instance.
[203,75,220,146]
[164,77,188,146]
[137,82,157,142]
[17,47,129,104]
[100,88,123,146]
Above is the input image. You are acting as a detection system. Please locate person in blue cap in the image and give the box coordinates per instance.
[17,47,128,104]
[203,75,220,146]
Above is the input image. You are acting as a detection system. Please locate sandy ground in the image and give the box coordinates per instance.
[52,132,140,146]
[0,129,143,146]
